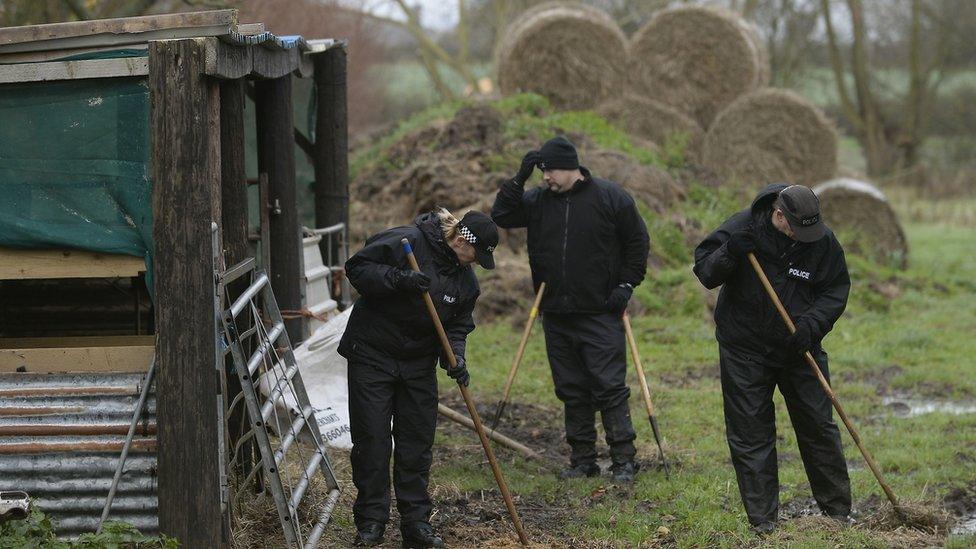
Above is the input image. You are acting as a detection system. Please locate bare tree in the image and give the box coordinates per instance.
[822,0,957,177]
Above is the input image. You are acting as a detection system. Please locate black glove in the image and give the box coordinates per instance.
[786,319,814,355]
[726,230,757,258]
[514,150,540,185]
[606,283,633,314]
[442,354,470,387]
[392,269,431,293]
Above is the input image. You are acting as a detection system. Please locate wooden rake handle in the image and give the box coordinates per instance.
[401,239,529,545]
[499,283,545,402]
[746,252,900,510]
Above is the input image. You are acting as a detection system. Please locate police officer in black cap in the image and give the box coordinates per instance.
[693,184,852,534]
[338,208,498,547]
[492,136,650,483]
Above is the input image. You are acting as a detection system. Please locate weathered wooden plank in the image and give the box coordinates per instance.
[312,45,350,266]
[205,39,305,80]
[255,75,304,344]
[0,337,154,373]
[0,10,236,50]
[149,37,226,548]
[219,78,252,477]
[220,80,249,266]
[0,247,145,280]
[0,57,147,84]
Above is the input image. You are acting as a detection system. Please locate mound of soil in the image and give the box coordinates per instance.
[350,103,701,321]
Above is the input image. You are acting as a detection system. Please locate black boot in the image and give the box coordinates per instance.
[401,521,444,548]
[559,461,601,479]
[354,522,385,546]
[601,403,637,466]
[609,461,639,483]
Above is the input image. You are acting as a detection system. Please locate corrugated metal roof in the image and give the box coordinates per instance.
[0,371,157,537]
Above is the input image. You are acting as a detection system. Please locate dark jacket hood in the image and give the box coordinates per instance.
[414,212,461,271]
[750,183,790,216]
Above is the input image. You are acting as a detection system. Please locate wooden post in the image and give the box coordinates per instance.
[312,45,349,265]
[219,79,249,268]
[150,37,226,548]
[255,75,303,343]
[219,78,251,477]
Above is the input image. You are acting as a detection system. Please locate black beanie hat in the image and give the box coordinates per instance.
[538,136,579,171]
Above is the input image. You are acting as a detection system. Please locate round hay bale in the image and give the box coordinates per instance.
[813,178,909,268]
[627,6,767,127]
[497,3,627,110]
[596,95,705,160]
[732,12,771,87]
[703,88,838,187]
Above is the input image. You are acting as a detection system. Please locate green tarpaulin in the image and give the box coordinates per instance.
[0,59,152,291]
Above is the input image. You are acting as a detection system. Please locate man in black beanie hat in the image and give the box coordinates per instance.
[492,136,651,483]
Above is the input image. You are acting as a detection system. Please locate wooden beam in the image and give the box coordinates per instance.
[219,78,252,477]
[0,336,154,373]
[242,81,314,162]
[312,46,350,266]
[0,247,145,280]
[219,79,249,267]
[0,57,147,84]
[149,37,227,548]
[255,75,304,344]
[0,10,237,53]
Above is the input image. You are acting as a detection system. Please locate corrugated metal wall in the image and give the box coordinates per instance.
[0,371,157,536]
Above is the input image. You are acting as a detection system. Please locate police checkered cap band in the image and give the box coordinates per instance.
[458,224,477,244]
[459,224,494,252]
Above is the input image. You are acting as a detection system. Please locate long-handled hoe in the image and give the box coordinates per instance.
[746,252,904,517]
[490,282,546,432]
[622,312,671,479]
[401,238,529,546]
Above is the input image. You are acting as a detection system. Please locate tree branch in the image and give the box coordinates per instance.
[820,0,862,130]
[457,0,469,66]
[390,0,479,89]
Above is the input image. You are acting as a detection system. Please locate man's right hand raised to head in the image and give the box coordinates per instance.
[514,150,540,185]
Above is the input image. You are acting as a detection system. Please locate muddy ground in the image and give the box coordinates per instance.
[230,388,974,547]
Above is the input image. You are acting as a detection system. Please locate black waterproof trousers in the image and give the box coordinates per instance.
[719,344,851,525]
[542,312,636,466]
[347,354,438,529]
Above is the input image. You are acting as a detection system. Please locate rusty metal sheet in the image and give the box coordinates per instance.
[0,372,157,536]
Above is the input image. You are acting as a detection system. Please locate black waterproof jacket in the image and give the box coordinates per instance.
[491,167,650,314]
[337,213,479,364]
[693,184,850,362]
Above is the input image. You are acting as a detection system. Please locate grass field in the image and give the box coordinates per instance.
[314,192,976,547]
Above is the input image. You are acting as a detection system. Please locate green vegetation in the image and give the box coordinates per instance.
[350,93,668,181]
[438,190,976,546]
[338,94,976,545]
[0,511,177,548]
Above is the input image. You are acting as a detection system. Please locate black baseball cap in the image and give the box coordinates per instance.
[777,185,826,243]
[457,211,499,269]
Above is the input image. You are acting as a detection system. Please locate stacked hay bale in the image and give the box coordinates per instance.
[496,2,627,110]
[702,88,839,187]
[497,5,843,191]
[813,178,909,268]
[596,96,705,160]
[626,5,769,128]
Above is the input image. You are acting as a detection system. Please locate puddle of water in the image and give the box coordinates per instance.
[882,396,976,418]
[951,514,976,535]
